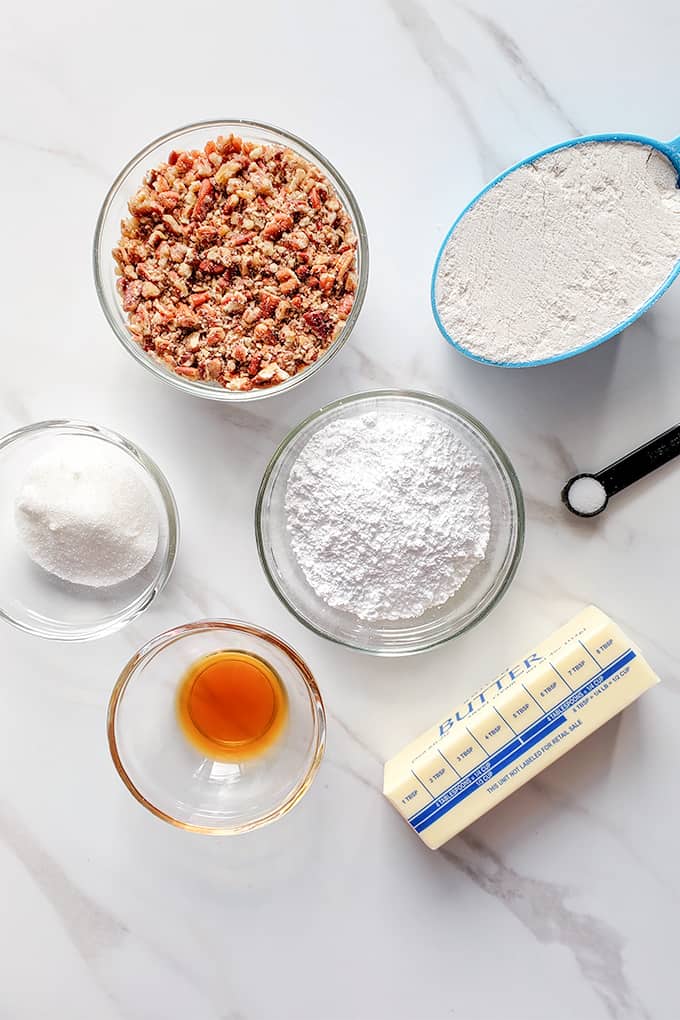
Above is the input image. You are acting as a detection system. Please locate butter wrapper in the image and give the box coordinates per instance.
[383,606,660,849]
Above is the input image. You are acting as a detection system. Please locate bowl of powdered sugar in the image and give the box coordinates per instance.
[0,421,179,640]
[255,391,524,655]
[432,133,680,367]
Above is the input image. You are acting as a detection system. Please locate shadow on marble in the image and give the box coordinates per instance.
[108,317,379,446]
[113,778,330,895]
[432,309,668,442]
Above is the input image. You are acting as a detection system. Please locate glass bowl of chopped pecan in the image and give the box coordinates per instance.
[94,120,368,400]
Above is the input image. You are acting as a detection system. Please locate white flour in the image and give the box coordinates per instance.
[285,412,491,621]
[435,141,680,364]
[15,438,159,587]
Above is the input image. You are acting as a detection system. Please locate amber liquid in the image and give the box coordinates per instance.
[176,650,288,762]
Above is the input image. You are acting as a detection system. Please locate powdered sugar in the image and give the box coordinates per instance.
[435,141,680,364]
[284,412,491,621]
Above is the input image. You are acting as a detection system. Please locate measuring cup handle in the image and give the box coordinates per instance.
[665,136,680,163]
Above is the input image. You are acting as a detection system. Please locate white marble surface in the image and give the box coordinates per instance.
[1,1,679,1017]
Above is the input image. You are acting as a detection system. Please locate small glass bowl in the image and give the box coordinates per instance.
[93,119,369,402]
[0,421,179,640]
[256,391,525,655]
[108,621,326,834]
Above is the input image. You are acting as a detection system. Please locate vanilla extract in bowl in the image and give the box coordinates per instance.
[177,650,288,762]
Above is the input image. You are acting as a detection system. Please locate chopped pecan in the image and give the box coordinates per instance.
[204,358,223,379]
[162,214,184,236]
[113,134,358,391]
[319,272,335,294]
[262,212,294,240]
[253,322,274,344]
[184,332,204,353]
[158,191,180,211]
[254,362,290,385]
[226,377,253,391]
[277,268,300,294]
[247,353,263,375]
[129,194,162,218]
[206,326,226,346]
[231,232,254,247]
[175,307,201,329]
[338,294,354,317]
[192,180,214,221]
[258,290,280,316]
[198,259,224,275]
[335,250,355,284]
[303,310,333,340]
[214,160,243,185]
[122,280,143,311]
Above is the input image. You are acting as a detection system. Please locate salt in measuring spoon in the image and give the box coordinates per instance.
[562,423,680,518]
[431,132,680,368]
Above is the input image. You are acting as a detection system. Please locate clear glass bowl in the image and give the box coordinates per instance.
[108,620,326,834]
[0,421,179,640]
[93,119,369,402]
[256,391,525,655]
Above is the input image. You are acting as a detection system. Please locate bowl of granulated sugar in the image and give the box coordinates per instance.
[255,390,524,655]
[0,421,179,640]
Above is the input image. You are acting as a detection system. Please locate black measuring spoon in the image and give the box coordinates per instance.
[562,423,680,518]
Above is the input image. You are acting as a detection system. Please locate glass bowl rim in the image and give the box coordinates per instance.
[0,419,180,640]
[107,618,327,834]
[92,117,370,403]
[255,388,526,655]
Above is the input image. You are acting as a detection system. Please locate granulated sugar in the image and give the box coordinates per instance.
[435,141,680,364]
[285,412,491,621]
[15,438,159,587]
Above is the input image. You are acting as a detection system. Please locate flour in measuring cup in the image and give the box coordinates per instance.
[284,412,491,621]
[435,141,680,363]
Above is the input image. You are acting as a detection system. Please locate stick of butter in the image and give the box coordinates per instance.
[383,606,660,849]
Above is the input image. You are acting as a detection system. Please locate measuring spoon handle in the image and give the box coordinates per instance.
[596,424,680,497]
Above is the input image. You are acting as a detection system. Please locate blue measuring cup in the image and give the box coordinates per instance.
[431,133,680,368]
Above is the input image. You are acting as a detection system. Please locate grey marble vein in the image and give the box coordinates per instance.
[609,614,679,689]
[523,492,600,531]
[170,572,250,621]
[325,754,381,794]
[0,133,108,180]
[388,0,503,177]
[330,710,385,768]
[219,407,283,438]
[531,776,680,900]
[538,433,580,476]
[0,800,127,1015]
[341,342,403,388]
[462,6,581,137]
[512,570,678,690]
[442,831,650,1020]
[0,801,128,959]
[0,800,226,1018]
[0,386,32,428]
